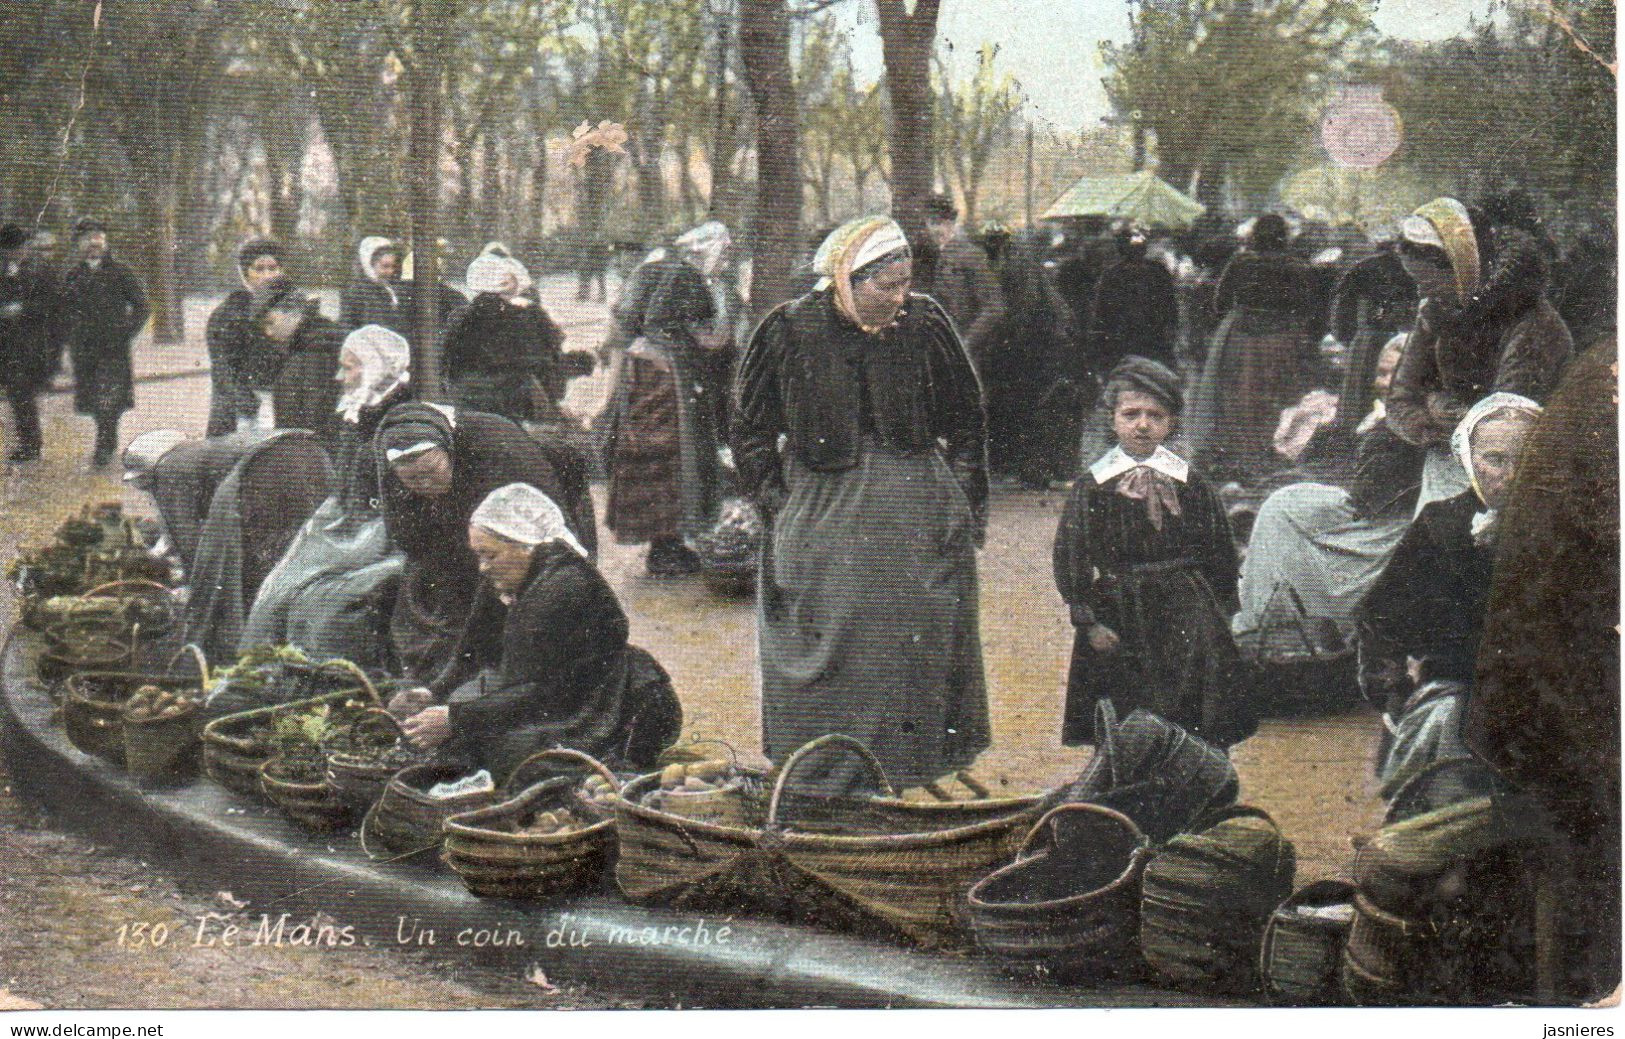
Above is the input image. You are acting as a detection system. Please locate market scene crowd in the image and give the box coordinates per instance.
[0,2,1615,1011]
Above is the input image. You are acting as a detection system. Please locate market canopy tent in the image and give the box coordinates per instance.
[1042,170,1207,229]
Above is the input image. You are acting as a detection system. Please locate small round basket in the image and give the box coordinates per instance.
[443,749,622,900]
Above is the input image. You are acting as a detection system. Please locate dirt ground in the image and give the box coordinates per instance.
[0,277,1389,1007]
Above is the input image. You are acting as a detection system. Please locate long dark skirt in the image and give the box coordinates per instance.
[390,561,471,685]
[1188,308,1311,482]
[604,355,683,543]
[760,447,990,794]
[1063,562,1252,748]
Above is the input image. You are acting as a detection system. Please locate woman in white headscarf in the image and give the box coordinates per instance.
[599,221,738,576]
[340,236,410,339]
[391,483,681,778]
[1356,392,1543,723]
[1387,196,1572,508]
[238,325,417,676]
[440,250,568,424]
[731,215,991,795]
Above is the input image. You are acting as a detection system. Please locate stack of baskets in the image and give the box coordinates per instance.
[1343,794,1541,1005]
[443,749,622,900]
[1139,806,1297,996]
[1259,880,1356,1005]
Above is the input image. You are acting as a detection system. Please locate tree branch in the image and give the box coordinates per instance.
[1537,0,1617,78]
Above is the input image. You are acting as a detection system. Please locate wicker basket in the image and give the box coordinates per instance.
[966,802,1150,978]
[443,749,621,900]
[1261,879,1357,1005]
[38,616,136,688]
[201,665,379,800]
[362,762,503,861]
[63,646,207,766]
[324,709,417,816]
[612,768,778,915]
[117,646,209,779]
[1140,805,1297,995]
[260,755,352,833]
[766,734,1044,948]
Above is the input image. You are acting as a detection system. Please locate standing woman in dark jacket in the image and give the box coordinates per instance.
[1087,224,1179,373]
[395,483,681,778]
[60,219,148,468]
[1054,357,1251,748]
[205,239,284,436]
[375,401,597,683]
[441,252,565,423]
[732,215,991,795]
[1185,214,1321,483]
[340,236,410,338]
[248,279,345,450]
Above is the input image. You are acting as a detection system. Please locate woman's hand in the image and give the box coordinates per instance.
[401,705,451,749]
[387,687,434,720]
[1087,623,1121,654]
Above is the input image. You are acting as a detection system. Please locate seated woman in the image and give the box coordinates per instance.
[1232,333,1420,659]
[1054,356,1253,749]
[1356,393,1543,814]
[393,483,681,779]
[377,400,597,683]
[240,325,414,673]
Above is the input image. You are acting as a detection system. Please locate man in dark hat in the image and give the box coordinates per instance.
[60,217,147,468]
[205,239,285,436]
[921,192,1005,374]
[0,223,61,462]
[1087,222,1179,375]
[246,277,344,448]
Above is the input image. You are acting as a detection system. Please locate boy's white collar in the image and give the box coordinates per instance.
[1090,445,1189,485]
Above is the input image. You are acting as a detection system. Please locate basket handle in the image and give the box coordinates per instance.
[1380,755,1484,821]
[766,733,895,828]
[166,643,209,687]
[317,657,381,706]
[82,579,171,600]
[655,737,741,770]
[503,747,619,795]
[1016,802,1145,861]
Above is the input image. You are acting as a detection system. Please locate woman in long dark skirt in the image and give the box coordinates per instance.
[1054,356,1254,748]
[732,215,991,794]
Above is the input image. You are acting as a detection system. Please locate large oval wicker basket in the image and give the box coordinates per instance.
[362,762,503,861]
[443,749,622,900]
[1260,879,1357,1005]
[201,661,379,801]
[324,709,419,816]
[764,734,1043,948]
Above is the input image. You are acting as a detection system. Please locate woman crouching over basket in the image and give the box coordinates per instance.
[389,483,682,779]
[1054,356,1255,750]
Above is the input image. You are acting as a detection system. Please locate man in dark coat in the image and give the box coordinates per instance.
[921,193,1005,374]
[60,218,147,468]
[1465,339,1620,1003]
[250,278,345,450]
[0,224,60,461]
[204,239,284,436]
[1087,224,1179,374]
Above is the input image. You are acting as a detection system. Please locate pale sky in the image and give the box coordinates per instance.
[833,0,1499,133]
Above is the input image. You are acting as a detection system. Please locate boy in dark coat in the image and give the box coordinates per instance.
[0,224,60,461]
[60,218,147,467]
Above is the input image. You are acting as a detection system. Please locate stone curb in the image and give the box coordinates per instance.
[0,630,1236,1009]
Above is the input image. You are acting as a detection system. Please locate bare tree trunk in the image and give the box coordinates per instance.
[738,0,801,319]
[409,14,446,397]
[707,6,737,222]
[480,132,502,242]
[532,131,549,238]
[875,0,942,245]
[142,181,185,343]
